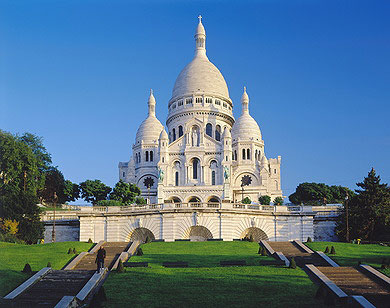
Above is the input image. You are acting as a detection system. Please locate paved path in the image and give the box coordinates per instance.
[266,241,330,266]
[316,266,390,307]
[73,242,130,270]
[1,242,132,307]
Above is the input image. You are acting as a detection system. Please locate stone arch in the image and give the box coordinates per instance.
[169,196,182,203]
[240,227,269,242]
[128,227,156,243]
[207,196,220,203]
[187,196,201,203]
[183,225,213,241]
[233,171,260,187]
[137,174,158,190]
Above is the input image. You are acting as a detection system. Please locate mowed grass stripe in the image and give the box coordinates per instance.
[129,241,273,267]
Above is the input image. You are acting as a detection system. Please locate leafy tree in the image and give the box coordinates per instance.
[336,168,390,241]
[289,182,354,205]
[63,180,80,202]
[109,180,141,204]
[0,190,44,244]
[40,167,66,204]
[79,180,111,205]
[273,197,284,205]
[258,195,271,205]
[135,197,147,205]
[0,219,19,235]
[0,130,42,195]
[242,197,251,204]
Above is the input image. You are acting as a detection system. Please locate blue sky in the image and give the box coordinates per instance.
[1,0,389,201]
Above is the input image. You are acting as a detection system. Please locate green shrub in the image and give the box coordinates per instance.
[289,257,296,269]
[258,246,262,254]
[73,248,77,254]
[273,197,284,205]
[0,232,25,244]
[117,259,125,273]
[242,197,251,204]
[324,246,329,253]
[47,262,52,267]
[136,248,143,256]
[22,263,32,273]
[68,248,72,254]
[306,237,312,243]
[330,246,336,254]
[258,195,271,205]
[261,247,268,256]
[88,238,93,243]
[135,197,147,205]
[96,200,122,207]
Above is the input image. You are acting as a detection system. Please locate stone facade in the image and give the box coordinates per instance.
[119,17,282,204]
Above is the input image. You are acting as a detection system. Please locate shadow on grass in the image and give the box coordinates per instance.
[103,267,326,308]
[0,270,30,297]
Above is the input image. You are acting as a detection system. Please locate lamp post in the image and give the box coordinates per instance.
[345,192,349,243]
[52,192,57,243]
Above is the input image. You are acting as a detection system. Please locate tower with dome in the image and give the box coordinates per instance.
[119,16,282,204]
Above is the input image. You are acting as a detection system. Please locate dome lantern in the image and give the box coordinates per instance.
[148,89,156,117]
[241,86,249,115]
[195,15,206,58]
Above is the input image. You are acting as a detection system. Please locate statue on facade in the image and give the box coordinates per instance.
[192,128,199,146]
[158,167,164,183]
[223,166,230,181]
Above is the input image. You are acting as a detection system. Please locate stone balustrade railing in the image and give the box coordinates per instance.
[41,203,343,221]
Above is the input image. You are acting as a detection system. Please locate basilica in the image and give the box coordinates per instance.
[119,17,282,204]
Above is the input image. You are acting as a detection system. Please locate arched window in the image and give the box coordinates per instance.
[242,149,246,160]
[150,151,153,162]
[215,125,221,141]
[192,159,199,179]
[234,150,237,161]
[138,153,141,163]
[232,153,234,161]
[212,171,216,185]
[175,172,179,186]
[145,151,149,162]
[255,150,258,160]
[172,129,176,141]
[206,123,212,137]
[247,149,250,160]
[178,126,183,137]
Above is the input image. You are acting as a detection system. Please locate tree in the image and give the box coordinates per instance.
[135,197,147,205]
[79,180,111,205]
[40,167,66,204]
[109,180,141,204]
[273,197,284,205]
[63,180,80,202]
[242,197,251,204]
[336,168,390,241]
[289,182,354,205]
[258,195,271,205]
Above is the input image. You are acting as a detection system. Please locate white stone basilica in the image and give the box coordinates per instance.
[119,17,282,205]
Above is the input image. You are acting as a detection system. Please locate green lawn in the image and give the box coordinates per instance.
[129,241,273,267]
[103,241,326,307]
[305,241,390,276]
[0,241,93,296]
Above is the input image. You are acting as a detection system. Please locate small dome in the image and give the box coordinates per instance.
[172,56,229,100]
[222,126,231,138]
[196,16,205,36]
[231,113,262,141]
[135,117,164,144]
[159,128,168,140]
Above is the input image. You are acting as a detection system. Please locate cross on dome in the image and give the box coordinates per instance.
[198,15,202,23]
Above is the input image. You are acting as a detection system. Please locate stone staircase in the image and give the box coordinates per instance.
[1,270,94,307]
[266,241,330,267]
[73,242,130,270]
[316,266,390,307]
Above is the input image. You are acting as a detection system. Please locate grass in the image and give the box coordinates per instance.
[305,241,390,276]
[0,241,93,296]
[129,241,273,267]
[103,241,326,307]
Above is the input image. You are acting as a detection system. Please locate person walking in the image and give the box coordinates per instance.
[96,246,106,273]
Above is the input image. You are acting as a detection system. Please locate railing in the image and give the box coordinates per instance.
[42,203,342,218]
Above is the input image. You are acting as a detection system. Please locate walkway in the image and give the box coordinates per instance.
[1,241,133,308]
[265,241,390,307]
[316,266,390,307]
[266,241,330,267]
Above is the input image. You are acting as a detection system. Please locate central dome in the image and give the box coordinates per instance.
[171,16,230,101]
[172,55,230,100]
